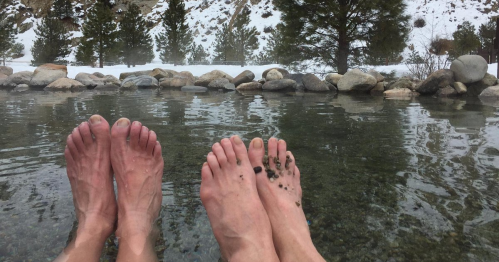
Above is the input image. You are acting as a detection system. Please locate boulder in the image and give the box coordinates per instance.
[44,78,85,91]
[453,82,467,95]
[466,73,498,96]
[3,71,33,88]
[181,86,208,92]
[386,78,415,91]
[12,84,29,92]
[265,69,283,81]
[302,73,329,92]
[103,75,121,86]
[479,85,499,99]
[0,73,7,80]
[450,55,488,84]
[94,84,120,91]
[34,63,68,74]
[258,78,266,85]
[437,86,458,97]
[262,68,289,79]
[384,88,419,98]
[236,82,262,91]
[195,70,233,87]
[232,70,255,86]
[370,82,385,96]
[337,69,377,92]
[30,64,67,88]
[208,78,235,90]
[149,68,177,80]
[121,75,159,89]
[262,79,297,91]
[93,72,105,78]
[75,73,105,88]
[119,70,153,80]
[416,69,454,95]
[0,66,13,76]
[325,73,342,86]
[323,80,337,93]
[284,73,305,90]
[367,69,384,82]
[120,81,138,90]
[178,71,195,82]
[160,76,194,88]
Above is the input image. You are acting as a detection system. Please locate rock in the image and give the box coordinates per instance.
[94,84,120,91]
[323,80,337,92]
[384,88,419,98]
[283,74,305,90]
[195,70,233,87]
[160,76,194,88]
[236,82,262,91]
[337,69,377,92]
[44,78,85,91]
[181,86,208,92]
[302,73,329,92]
[386,78,415,90]
[178,71,195,82]
[0,66,13,76]
[262,79,297,91]
[437,86,458,97]
[30,64,67,88]
[416,69,454,95]
[12,84,29,92]
[232,70,255,86]
[149,68,177,80]
[121,75,159,89]
[208,78,235,90]
[450,55,488,84]
[104,75,121,86]
[0,73,7,79]
[3,71,33,88]
[370,82,385,96]
[325,73,342,86]
[119,70,153,80]
[262,68,289,79]
[93,72,105,78]
[367,69,384,82]
[479,85,499,98]
[453,82,467,95]
[75,73,105,88]
[467,73,498,96]
[265,69,283,81]
[120,81,138,90]
[258,78,266,84]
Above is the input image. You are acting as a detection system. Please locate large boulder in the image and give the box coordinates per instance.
[178,71,195,83]
[208,78,235,90]
[450,55,488,84]
[386,78,415,91]
[415,69,454,95]
[284,73,305,90]
[181,86,208,92]
[30,64,67,88]
[437,86,458,97]
[325,73,342,86]
[0,73,7,86]
[34,63,68,74]
[149,68,177,80]
[195,70,233,87]
[262,67,289,79]
[232,70,255,86]
[337,69,377,92]
[160,76,194,89]
[262,79,297,91]
[93,72,105,78]
[236,82,262,91]
[384,88,419,98]
[103,75,121,86]
[44,78,85,91]
[479,85,499,99]
[367,69,384,82]
[466,73,498,96]
[75,73,106,88]
[119,70,153,80]
[121,75,159,89]
[265,69,283,81]
[302,73,329,92]
[0,66,13,76]
[3,71,33,88]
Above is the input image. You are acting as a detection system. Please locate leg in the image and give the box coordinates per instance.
[200,136,279,262]
[55,115,117,262]
[248,138,326,262]
[110,119,164,262]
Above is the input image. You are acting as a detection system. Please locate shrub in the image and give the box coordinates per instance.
[261,11,272,18]
[414,17,426,28]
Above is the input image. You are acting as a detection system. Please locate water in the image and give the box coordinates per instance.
[0,89,498,262]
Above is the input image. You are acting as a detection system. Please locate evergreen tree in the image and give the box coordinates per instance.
[119,3,154,68]
[450,21,480,59]
[260,24,284,64]
[188,43,209,65]
[155,0,192,65]
[232,6,259,67]
[52,0,73,20]
[75,37,96,66]
[479,19,497,63]
[31,16,71,64]
[275,0,410,74]
[76,1,118,68]
[213,23,235,63]
[0,8,17,66]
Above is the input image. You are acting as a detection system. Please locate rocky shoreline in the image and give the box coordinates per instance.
[1,55,498,100]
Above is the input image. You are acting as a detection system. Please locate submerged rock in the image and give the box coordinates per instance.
[181,86,208,92]
[437,86,458,97]
[384,88,419,98]
[121,75,159,89]
[479,85,499,99]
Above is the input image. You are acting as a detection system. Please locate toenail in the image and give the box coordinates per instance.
[89,115,101,124]
[253,139,262,149]
[133,121,141,126]
[117,118,130,127]
[233,135,243,145]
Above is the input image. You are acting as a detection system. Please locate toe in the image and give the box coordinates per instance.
[88,115,110,144]
[207,152,221,175]
[248,138,265,166]
[200,162,214,202]
[294,165,302,198]
[111,118,131,149]
[278,140,287,169]
[71,127,85,153]
[67,135,79,159]
[220,138,236,165]
[212,143,228,167]
[146,131,157,155]
[64,146,75,168]
[130,121,142,150]
[78,122,93,146]
[153,141,162,159]
[267,138,278,169]
[230,135,249,166]
[139,126,149,149]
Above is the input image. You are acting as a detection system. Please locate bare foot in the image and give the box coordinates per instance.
[110,119,164,261]
[248,138,325,262]
[200,136,279,262]
[56,115,116,261]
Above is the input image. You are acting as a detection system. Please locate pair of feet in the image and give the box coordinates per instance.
[200,137,325,261]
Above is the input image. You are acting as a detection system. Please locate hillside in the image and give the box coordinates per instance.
[4,0,499,65]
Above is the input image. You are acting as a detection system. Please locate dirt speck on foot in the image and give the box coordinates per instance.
[253,166,262,174]
[295,201,301,207]
[236,158,241,165]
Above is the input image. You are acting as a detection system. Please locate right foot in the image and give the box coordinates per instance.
[110,118,164,257]
[248,138,325,262]
[200,136,279,262]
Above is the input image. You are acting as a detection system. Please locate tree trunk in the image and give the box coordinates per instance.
[337,38,349,74]
[99,41,103,68]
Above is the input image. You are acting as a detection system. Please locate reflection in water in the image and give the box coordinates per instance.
[0,90,498,261]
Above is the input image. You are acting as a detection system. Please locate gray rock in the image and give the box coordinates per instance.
[416,69,454,95]
[437,86,458,97]
[323,80,337,93]
[370,82,385,96]
[236,82,262,91]
[265,69,283,81]
[0,66,13,76]
[121,75,159,89]
[284,74,305,90]
[262,68,289,79]
[160,76,194,89]
[367,69,384,82]
[94,84,120,91]
[119,70,153,80]
[450,55,488,84]
[208,78,234,90]
[337,69,377,92]
[258,78,266,84]
[262,79,297,91]
[120,81,138,90]
[149,68,177,80]
[104,75,121,86]
[181,86,208,92]
[12,84,29,92]
[302,73,329,92]
[453,82,467,94]
[75,73,105,88]
[479,85,499,98]
[195,70,233,87]
[44,78,85,91]
[325,73,342,86]
[3,71,33,88]
[93,72,105,78]
[384,88,419,98]
[232,70,255,86]
[178,71,195,83]
[386,78,415,91]
[30,69,66,88]
[466,73,498,96]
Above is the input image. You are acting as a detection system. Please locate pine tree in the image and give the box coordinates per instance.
[232,6,259,67]
[0,8,17,66]
[213,23,235,63]
[188,43,209,65]
[119,3,154,67]
[52,0,73,20]
[76,1,118,68]
[31,16,71,65]
[479,19,496,63]
[75,37,96,66]
[260,24,284,64]
[155,0,192,65]
[275,0,410,74]
[450,21,480,59]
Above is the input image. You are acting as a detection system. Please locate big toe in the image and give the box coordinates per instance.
[111,118,131,148]
[88,115,110,144]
